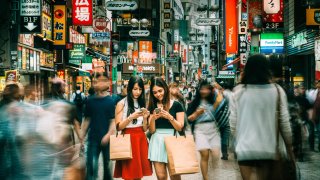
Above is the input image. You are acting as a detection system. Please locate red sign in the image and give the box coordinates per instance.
[57,70,65,79]
[263,0,283,23]
[72,0,93,26]
[182,49,187,63]
[93,18,108,31]
[225,0,238,53]
[138,66,143,72]
[248,1,263,29]
[174,42,180,53]
[69,27,86,44]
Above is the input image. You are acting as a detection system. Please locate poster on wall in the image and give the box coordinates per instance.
[262,0,284,29]
[225,0,238,53]
[5,70,18,82]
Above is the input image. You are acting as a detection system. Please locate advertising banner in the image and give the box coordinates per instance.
[225,0,238,53]
[42,13,52,40]
[53,5,66,46]
[263,0,284,29]
[69,44,85,65]
[139,41,152,63]
[72,0,93,26]
[306,9,320,26]
[69,27,86,44]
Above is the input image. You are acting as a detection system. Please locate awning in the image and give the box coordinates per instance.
[222,58,240,70]
[216,75,235,79]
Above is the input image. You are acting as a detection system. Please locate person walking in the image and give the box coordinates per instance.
[113,76,153,179]
[230,54,294,180]
[72,86,86,123]
[81,73,116,180]
[186,80,221,180]
[312,80,320,152]
[148,77,185,180]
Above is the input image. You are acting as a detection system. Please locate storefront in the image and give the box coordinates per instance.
[122,63,165,80]
[285,29,317,88]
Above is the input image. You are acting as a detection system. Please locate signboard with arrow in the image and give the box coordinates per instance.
[20,0,41,33]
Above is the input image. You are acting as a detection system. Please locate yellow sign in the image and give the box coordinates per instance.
[53,5,66,45]
[42,13,52,40]
[0,77,5,92]
[306,9,320,25]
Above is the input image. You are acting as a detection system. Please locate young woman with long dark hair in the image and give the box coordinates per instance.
[114,76,153,180]
[186,80,221,180]
[148,77,184,180]
[230,54,294,180]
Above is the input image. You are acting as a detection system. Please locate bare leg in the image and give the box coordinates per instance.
[199,150,210,180]
[154,162,168,180]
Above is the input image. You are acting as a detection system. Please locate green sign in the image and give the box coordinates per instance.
[112,66,117,81]
[83,55,92,63]
[69,44,85,65]
[250,46,260,54]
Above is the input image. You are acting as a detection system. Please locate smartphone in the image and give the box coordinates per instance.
[141,108,147,113]
[154,108,161,114]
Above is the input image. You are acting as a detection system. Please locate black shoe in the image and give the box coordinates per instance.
[221,156,228,160]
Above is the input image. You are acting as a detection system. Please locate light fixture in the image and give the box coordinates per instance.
[140,18,149,28]
[130,18,139,27]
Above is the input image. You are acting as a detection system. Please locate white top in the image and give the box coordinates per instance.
[120,98,144,128]
[230,84,292,161]
[71,90,86,102]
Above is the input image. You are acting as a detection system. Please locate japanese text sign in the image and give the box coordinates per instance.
[263,0,280,14]
[69,27,86,44]
[53,5,66,46]
[238,35,247,53]
[72,0,93,26]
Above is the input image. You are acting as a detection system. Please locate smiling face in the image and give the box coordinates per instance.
[152,85,165,102]
[132,83,143,99]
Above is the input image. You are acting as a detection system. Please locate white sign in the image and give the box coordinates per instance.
[129,30,150,37]
[291,31,308,48]
[240,53,247,65]
[263,0,280,14]
[261,39,284,46]
[20,0,41,16]
[106,1,138,11]
[196,18,221,26]
[219,71,235,75]
[315,40,320,61]
[189,40,205,46]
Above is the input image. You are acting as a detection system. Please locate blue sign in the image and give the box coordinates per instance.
[260,46,284,54]
[226,55,234,69]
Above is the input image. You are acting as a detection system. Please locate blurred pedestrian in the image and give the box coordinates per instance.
[113,76,153,179]
[311,80,320,152]
[71,86,86,123]
[230,54,294,180]
[187,80,221,180]
[112,84,128,105]
[187,86,196,103]
[148,77,184,180]
[81,72,116,180]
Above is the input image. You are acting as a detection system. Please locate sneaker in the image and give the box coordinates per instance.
[221,156,228,160]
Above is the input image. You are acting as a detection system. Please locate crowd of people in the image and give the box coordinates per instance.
[0,54,319,180]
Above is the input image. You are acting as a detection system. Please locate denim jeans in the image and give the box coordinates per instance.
[86,139,112,180]
[220,124,231,158]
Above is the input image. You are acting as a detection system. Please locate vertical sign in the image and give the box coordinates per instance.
[53,5,66,46]
[72,0,93,26]
[41,0,52,40]
[20,0,42,33]
[263,0,283,29]
[238,35,247,53]
[163,0,171,31]
[225,0,238,53]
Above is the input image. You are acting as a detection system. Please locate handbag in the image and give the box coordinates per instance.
[274,85,300,180]
[110,130,132,161]
[164,130,200,176]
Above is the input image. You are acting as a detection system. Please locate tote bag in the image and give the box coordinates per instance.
[164,132,199,176]
[110,132,132,161]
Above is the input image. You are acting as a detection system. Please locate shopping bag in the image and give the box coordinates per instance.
[110,132,132,160]
[164,133,199,175]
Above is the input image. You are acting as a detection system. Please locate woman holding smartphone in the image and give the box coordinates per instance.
[114,76,153,180]
[148,77,185,180]
[186,80,221,180]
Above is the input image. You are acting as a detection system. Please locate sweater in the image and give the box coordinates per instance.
[230,84,292,161]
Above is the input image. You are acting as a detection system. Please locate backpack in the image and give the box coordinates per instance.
[74,92,84,106]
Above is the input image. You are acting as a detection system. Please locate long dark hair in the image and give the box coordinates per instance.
[126,76,146,117]
[241,54,272,85]
[187,80,215,116]
[148,77,170,112]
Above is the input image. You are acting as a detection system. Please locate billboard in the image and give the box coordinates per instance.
[225,0,238,53]
[72,0,93,26]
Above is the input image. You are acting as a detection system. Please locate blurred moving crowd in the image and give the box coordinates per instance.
[0,54,318,180]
